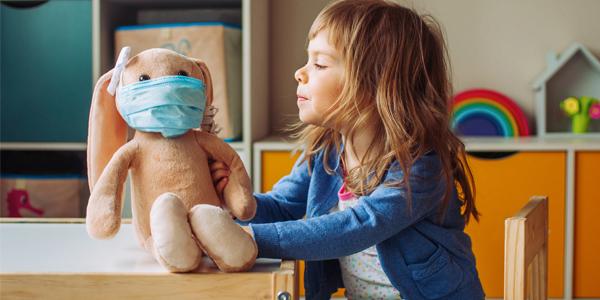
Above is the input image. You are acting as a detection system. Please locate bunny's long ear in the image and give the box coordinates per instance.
[192,59,218,133]
[87,70,128,191]
[192,59,214,107]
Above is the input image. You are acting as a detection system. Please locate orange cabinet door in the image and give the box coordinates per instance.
[260,151,300,193]
[465,152,566,298]
[260,151,345,297]
[574,151,600,298]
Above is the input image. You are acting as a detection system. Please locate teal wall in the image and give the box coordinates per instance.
[1,0,92,142]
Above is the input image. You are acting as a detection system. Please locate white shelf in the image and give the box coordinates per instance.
[0,143,87,151]
[462,136,600,151]
[253,135,600,153]
[225,140,244,151]
[0,141,246,152]
[254,135,297,151]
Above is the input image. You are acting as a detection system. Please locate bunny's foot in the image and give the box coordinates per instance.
[189,204,257,272]
[150,192,202,272]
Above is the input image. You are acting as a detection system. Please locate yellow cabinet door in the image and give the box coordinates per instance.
[465,152,566,298]
[574,151,600,298]
[260,151,346,297]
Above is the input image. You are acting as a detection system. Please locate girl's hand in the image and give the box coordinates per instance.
[209,159,230,198]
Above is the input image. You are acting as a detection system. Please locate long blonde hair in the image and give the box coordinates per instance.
[291,0,479,224]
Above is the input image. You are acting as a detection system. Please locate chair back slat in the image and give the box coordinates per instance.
[504,196,548,300]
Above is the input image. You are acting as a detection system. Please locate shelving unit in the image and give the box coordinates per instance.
[0,0,92,220]
[0,0,269,220]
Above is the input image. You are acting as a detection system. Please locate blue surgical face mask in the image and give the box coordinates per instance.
[116,75,206,138]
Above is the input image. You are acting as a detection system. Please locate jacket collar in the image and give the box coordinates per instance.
[327,138,344,176]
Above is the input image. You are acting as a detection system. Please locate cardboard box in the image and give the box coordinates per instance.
[0,177,87,218]
[115,23,242,141]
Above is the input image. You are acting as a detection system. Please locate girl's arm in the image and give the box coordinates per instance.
[250,160,447,260]
[242,153,312,224]
[210,156,310,225]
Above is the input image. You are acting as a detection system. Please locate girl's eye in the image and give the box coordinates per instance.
[314,63,327,70]
[178,70,188,76]
[139,74,150,81]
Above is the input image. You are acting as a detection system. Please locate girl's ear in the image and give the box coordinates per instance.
[191,59,214,106]
[87,69,128,191]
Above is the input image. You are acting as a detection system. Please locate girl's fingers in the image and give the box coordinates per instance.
[212,169,231,183]
[209,161,229,172]
[209,160,230,198]
[216,178,228,195]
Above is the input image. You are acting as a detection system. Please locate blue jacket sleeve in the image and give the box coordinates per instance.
[250,157,447,260]
[241,153,311,225]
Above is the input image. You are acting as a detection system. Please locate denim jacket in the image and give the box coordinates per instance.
[245,147,485,300]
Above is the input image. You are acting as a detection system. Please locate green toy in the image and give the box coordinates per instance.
[560,96,600,133]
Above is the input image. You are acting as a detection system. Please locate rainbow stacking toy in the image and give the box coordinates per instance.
[451,89,530,137]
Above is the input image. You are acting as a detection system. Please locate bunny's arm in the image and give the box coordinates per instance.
[193,131,256,221]
[86,140,139,239]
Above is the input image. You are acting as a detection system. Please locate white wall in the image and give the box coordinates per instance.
[269,0,600,134]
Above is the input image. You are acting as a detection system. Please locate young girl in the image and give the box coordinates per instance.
[212,0,484,299]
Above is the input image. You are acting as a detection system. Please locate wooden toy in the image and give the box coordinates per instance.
[533,43,600,136]
[452,89,530,137]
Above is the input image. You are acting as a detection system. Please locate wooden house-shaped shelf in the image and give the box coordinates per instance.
[533,43,600,137]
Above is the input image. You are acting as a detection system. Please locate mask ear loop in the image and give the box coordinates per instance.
[201,105,221,135]
[107,46,131,96]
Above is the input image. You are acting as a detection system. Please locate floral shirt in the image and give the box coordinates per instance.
[332,182,403,300]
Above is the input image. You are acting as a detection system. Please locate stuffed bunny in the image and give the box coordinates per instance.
[86,47,257,273]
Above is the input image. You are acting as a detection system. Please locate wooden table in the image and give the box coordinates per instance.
[0,219,297,300]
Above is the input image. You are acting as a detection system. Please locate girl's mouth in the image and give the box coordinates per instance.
[297,95,309,102]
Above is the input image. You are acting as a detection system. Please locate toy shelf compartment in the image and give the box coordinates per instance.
[0,149,89,219]
[96,0,242,76]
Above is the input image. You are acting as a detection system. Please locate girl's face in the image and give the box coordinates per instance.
[295,30,344,127]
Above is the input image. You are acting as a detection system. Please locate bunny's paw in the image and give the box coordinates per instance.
[189,204,257,272]
[150,192,202,272]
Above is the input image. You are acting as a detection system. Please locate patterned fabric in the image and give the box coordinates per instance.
[333,182,402,300]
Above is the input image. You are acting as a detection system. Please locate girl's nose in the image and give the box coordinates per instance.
[295,66,307,84]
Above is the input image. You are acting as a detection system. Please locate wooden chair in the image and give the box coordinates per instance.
[504,196,548,300]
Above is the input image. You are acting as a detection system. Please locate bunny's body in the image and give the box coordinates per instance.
[86,48,257,273]
[129,132,220,242]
